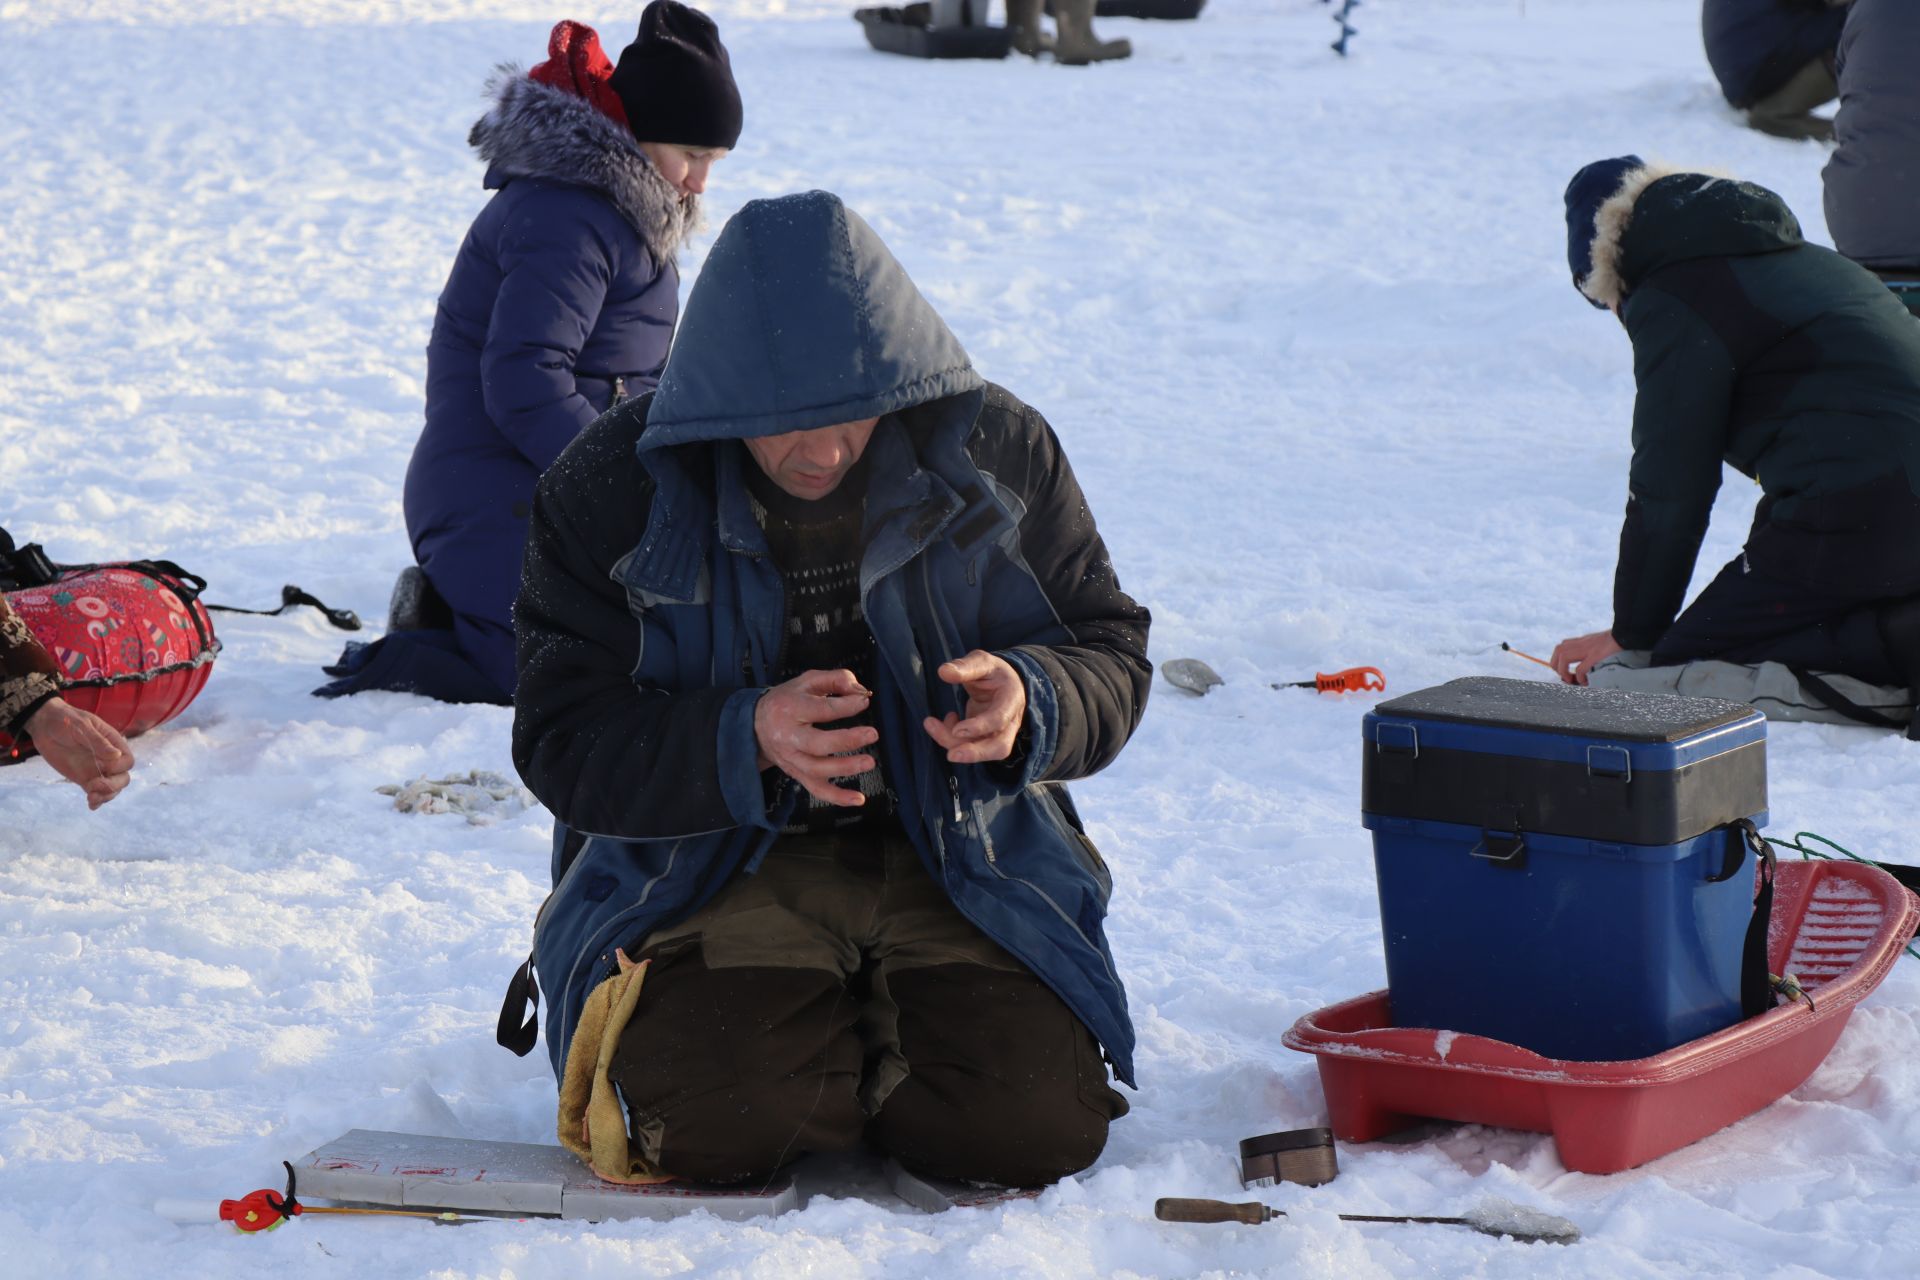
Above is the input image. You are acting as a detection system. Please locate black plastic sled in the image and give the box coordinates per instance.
[855,4,1014,58]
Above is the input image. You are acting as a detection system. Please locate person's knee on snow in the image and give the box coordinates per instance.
[1701,0,1845,139]
[607,945,863,1184]
[865,963,1126,1187]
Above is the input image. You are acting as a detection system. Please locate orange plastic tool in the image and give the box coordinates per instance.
[1275,667,1386,694]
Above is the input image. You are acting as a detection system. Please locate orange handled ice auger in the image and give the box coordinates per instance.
[1274,666,1386,694]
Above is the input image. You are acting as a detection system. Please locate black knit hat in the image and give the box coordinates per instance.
[610,1,743,150]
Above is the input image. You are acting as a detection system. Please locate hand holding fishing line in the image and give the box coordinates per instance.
[924,649,1027,763]
[1548,630,1624,685]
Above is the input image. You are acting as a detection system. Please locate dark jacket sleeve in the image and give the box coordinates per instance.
[480,190,634,474]
[1824,0,1920,269]
[977,399,1151,785]
[0,594,61,733]
[510,414,762,840]
[1611,293,1739,650]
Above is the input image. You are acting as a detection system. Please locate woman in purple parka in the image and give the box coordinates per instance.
[394,4,741,703]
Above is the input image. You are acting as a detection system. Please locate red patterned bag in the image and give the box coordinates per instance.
[1,561,219,760]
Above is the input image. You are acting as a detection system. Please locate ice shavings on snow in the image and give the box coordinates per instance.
[376,771,538,825]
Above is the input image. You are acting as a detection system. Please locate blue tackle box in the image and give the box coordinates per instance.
[1361,677,1768,1061]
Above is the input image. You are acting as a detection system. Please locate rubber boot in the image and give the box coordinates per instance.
[1005,0,1052,56]
[1053,0,1130,64]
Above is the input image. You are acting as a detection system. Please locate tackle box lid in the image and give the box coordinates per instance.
[1365,677,1765,772]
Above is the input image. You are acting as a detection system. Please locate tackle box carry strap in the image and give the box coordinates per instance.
[1716,818,1778,1018]
[497,954,540,1057]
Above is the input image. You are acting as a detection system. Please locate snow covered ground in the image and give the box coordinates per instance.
[5,0,1919,1275]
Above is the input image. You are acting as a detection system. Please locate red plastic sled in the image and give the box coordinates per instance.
[1283,860,1919,1174]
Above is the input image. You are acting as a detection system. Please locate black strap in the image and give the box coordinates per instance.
[496,955,540,1057]
[206,584,361,632]
[1790,667,1913,734]
[0,533,356,633]
[0,537,60,591]
[1727,818,1779,1018]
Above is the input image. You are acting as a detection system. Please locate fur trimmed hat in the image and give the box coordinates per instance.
[1565,155,1645,309]
[609,1,743,150]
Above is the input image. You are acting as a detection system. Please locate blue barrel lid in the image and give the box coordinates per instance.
[1364,677,1765,770]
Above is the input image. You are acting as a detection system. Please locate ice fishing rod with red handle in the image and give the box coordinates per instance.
[154,1161,482,1230]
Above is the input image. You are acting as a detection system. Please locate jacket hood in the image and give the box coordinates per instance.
[641,190,983,452]
[1579,164,1803,310]
[469,67,698,263]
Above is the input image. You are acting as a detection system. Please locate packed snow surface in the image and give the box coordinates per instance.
[5,1,1920,1276]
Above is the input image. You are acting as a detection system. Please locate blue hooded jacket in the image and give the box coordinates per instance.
[505,192,1152,1086]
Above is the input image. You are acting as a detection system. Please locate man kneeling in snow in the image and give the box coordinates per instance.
[506,190,1147,1188]
[1551,157,1920,716]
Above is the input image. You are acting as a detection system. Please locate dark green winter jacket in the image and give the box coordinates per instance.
[1606,173,1920,649]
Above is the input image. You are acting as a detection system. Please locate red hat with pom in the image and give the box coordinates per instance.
[528,21,628,127]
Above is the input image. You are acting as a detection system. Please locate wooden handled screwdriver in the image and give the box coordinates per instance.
[1154,1198,1580,1244]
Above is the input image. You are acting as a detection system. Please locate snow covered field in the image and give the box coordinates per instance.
[5,0,1919,1275]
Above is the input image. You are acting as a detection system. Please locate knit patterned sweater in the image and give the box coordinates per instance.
[745,453,900,835]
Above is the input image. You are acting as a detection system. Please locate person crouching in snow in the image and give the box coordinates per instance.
[506,191,1147,1188]
[1701,0,1849,141]
[1551,157,1920,711]
[393,3,739,703]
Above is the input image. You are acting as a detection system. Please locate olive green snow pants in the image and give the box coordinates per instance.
[1745,55,1838,141]
[606,829,1129,1187]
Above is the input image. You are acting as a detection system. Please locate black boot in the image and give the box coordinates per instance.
[389,565,453,632]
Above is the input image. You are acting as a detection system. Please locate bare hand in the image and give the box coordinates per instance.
[923,650,1027,764]
[754,668,877,807]
[22,697,136,809]
[1550,630,1624,686]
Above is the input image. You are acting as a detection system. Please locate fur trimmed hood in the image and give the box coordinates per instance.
[469,68,697,263]
[1577,161,1798,310]
[1576,161,1695,310]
